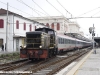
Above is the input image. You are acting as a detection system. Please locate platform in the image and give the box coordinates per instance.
[65,48,100,75]
[55,48,100,75]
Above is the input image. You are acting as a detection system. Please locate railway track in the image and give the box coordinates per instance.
[0,59,28,66]
[19,47,91,75]
[0,59,29,71]
[0,47,92,75]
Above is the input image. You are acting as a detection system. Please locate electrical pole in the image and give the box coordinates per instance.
[92,24,96,54]
[6,2,8,51]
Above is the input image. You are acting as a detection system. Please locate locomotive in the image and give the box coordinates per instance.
[20,28,58,59]
[20,27,92,60]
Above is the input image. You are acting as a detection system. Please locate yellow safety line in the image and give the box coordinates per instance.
[66,50,93,75]
[74,50,93,75]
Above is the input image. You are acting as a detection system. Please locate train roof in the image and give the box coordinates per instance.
[35,27,55,32]
[57,33,92,43]
[26,31,43,34]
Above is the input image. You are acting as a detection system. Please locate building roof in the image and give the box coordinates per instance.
[0,8,37,22]
[0,8,22,16]
[0,8,47,27]
[29,16,69,22]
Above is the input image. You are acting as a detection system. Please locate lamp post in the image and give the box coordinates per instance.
[89,24,96,54]
[6,3,8,51]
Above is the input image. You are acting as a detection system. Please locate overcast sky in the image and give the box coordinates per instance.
[1,0,100,38]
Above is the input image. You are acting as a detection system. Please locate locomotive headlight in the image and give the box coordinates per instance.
[39,45,42,48]
[23,45,26,48]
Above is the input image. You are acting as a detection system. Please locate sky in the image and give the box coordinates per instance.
[0,0,100,38]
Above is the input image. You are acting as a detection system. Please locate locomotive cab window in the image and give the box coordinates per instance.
[48,31,54,34]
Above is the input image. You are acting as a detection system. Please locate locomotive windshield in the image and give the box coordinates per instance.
[35,28,55,35]
[48,31,54,34]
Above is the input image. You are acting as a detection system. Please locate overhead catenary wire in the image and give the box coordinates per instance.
[17,0,42,17]
[56,0,72,18]
[91,10,100,17]
[31,0,56,20]
[17,0,53,21]
[31,0,50,16]
[0,0,34,17]
[17,0,53,17]
[46,0,64,16]
[68,16,100,19]
[77,7,100,17]
[0,0,51,22]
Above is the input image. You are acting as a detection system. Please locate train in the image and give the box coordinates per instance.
[20,27,92,60]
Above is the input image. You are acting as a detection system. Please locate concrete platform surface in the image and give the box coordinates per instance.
[66,48,100,75]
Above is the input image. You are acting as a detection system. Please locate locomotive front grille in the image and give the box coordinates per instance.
[26,34,41,49]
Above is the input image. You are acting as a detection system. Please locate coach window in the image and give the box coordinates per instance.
[74,41,75,44]
[63,39,65,44]
[67,40,69,44]
[65,39,66,44]
[58,38,59,44]
[73,40,74,44]
[64,39,65,44]
[66,39,67,44]
[71,40,72,44]
[60,38,61,44]
[63,39,64,44]
[76,41,78,44]
[72,40,73,44]
[78,42,80,44]
[70,40,71,44]
[59,38,60,44]
[77,41,78,44]
[71,40,73,44]
[68,39,69,44]
[61,38,63,44]
[66,39,68,44]
[61,38,62,44]
[69,40,71,44]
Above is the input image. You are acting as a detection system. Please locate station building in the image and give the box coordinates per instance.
[0,8,47,52]
[29,16,83,35]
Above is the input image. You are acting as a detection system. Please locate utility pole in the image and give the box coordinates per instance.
[6,3,8,51]
[92,24,96,54]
